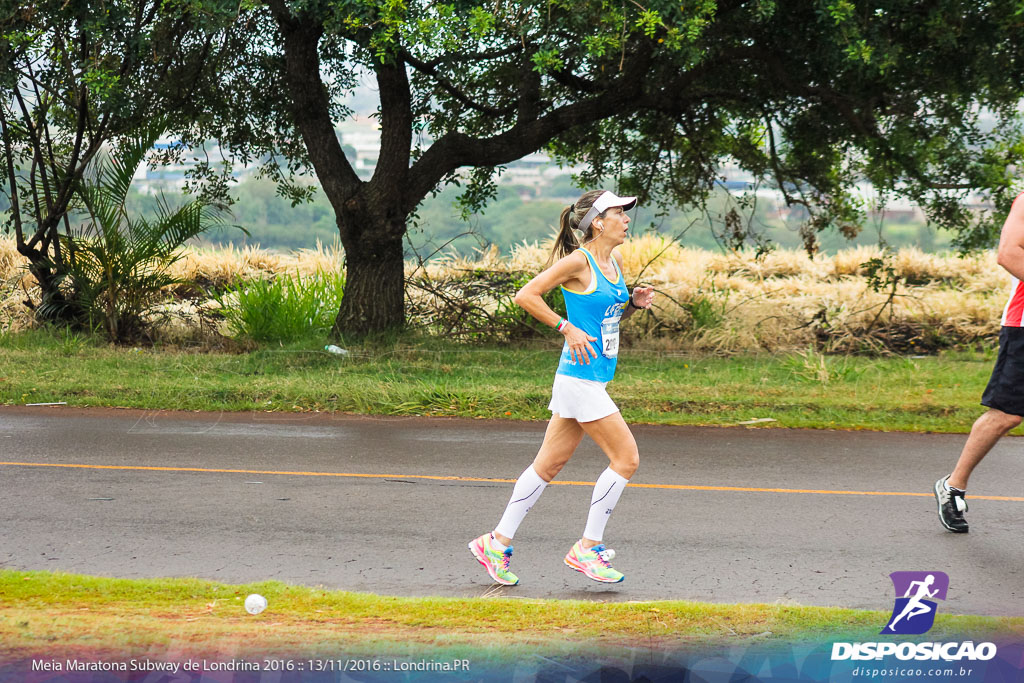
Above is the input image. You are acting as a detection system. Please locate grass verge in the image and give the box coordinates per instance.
[3,570,1022,666]
[0,329,1002,433]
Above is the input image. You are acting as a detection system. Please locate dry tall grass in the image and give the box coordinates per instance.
[498,236,1004,353]
[0,235,1007,352]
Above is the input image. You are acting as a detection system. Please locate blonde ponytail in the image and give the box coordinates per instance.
[546,189,605,267]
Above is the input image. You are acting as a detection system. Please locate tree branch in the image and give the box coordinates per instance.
[403,43,670,213]
[0,104,25,245]
[421,43,522,69]
[12,84,57,247]
[267,0,362,217]
[402,49,516,117]
[370,57,413,212]
[749,45,975,194]
[548,65,599,93]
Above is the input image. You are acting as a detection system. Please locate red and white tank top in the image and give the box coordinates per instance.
[1003,277,1024,327]
[1001,193,1024,327]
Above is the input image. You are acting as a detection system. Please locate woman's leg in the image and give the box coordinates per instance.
[578,411,638,546]
[563,411,638,584]
[580,410,639,479]
[531,414,586,480]
[469,414,584,585]
[493,414,584,545]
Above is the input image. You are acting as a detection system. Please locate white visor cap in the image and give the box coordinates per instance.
[578,191,638,233]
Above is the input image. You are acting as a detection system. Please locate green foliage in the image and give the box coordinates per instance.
[859,251,905,334]
[827,0,856,24]
[183,0,1024,252]
[0,338,1005,433]
[636,9,663,38]
[784,347,863,385]
[219,271,346,343]
[862,254,902,294]
[45,123,234,343]
[530,48,565,74]
[684,294,726,331]
[0,0,246,324]
[545,0,1024,253]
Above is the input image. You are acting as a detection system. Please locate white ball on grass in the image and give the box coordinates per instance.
[244,593,267,615]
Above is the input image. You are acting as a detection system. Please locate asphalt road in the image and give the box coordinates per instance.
[2,406,1022,617]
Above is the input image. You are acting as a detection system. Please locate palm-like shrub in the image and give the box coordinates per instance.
[46,125,234,343]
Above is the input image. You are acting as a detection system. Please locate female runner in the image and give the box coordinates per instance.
[469,189,654,584]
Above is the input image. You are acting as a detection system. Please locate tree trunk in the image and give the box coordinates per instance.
[19,245,77,323]
[270,8,409,337]
[332,225,405,337]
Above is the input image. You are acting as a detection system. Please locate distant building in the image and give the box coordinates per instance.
[336,118,383,179]
[135,140,257,194]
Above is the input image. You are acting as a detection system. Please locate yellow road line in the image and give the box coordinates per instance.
[3,461,1023,502]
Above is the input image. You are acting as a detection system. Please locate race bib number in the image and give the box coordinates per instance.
[601,316,620,358]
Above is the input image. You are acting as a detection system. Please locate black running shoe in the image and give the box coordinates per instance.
[934,476,968,533]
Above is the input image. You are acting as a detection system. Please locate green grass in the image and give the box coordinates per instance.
[2,570,1021,665]
[0,328,999,433]
[218,270,346,343]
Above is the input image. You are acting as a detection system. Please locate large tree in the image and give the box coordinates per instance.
[0,0,243,321]
[191,0,1024,335]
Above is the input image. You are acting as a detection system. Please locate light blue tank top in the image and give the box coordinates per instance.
[555,248,630,382]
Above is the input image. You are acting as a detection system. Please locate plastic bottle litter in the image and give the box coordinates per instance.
[325,345,349,356]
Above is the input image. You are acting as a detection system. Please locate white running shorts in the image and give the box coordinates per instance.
[548,373,619,423]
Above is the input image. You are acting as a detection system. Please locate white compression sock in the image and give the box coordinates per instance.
[583,467,630,543]
[494,465,549,540]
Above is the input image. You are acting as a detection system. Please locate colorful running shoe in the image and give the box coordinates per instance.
[468,533,519,585]
[564,540,624,583]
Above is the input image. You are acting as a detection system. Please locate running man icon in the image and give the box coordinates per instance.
[887,575,937,631]
[882,571,949,635]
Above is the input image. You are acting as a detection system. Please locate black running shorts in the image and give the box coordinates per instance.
[981,326,1024,417]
